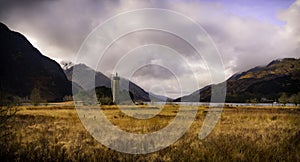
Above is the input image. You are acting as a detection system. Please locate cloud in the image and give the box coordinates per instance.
[278,0,300,54]
[1,0,299,97]
[170,0,300,74]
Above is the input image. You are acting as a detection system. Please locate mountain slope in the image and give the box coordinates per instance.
[65,64,170,102]
[64,64,111,90]
[0,22,72,101]
[176,58,300,102]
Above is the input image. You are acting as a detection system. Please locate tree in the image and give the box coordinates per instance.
[289,92,300,106]
[250,98,258,106]
[30,84,41,106]
[63,95,73,101]
[278,93,288,106]
[98,96,114,105]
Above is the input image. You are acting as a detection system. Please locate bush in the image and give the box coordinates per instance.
[0,93,18,143]
[98,97,114,105]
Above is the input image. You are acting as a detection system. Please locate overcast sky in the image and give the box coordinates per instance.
[1,0,299,98]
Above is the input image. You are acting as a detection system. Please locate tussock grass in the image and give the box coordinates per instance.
[0,104,299,161]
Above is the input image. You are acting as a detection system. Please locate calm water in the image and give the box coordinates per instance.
[146,102,296,107]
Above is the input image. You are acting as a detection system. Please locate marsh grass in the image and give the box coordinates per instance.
[0,103,299,161]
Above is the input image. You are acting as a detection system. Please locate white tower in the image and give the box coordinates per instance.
[112,73,120,103]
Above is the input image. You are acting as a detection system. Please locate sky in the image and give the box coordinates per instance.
[1,0,300,98]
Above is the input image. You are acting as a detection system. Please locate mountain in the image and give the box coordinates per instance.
[64,64,111,90]
[0,22,72,102]
[64,64,171,102]
[175,58,300,103]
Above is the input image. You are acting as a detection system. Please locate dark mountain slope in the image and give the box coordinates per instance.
[0,22,72,101]
[64,64,111,89]
[176,58,300,102]
[65,64,172,102]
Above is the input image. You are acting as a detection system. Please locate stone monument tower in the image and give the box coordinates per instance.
[112,72,120,103]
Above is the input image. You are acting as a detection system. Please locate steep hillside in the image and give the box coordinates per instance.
[176,58,300,102]
[65,64,171,102]
[0,22,72,101]
[64,64,111,89]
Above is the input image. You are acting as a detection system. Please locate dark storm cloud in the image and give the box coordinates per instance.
[0,0,53,10]
[97,30,203,77]
[0,0,170,61]
[170,0,300,74]
[1,0,299,97]
[0,0,124,60]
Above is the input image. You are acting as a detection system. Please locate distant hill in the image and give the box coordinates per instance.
[64,64,111,90]
[4,21,297,104]
[65,64,171,102]
[0,22,72,101]
[175,58,300,103]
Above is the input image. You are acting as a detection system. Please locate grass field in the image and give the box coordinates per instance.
[1,103,299,161]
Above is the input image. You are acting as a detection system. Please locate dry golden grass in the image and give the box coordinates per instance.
[1,103,299,161]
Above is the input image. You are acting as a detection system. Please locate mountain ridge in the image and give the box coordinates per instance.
[64,64,172,102]
[0,22,72,101]
[175,58,300,103]
[1,22,299,104]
